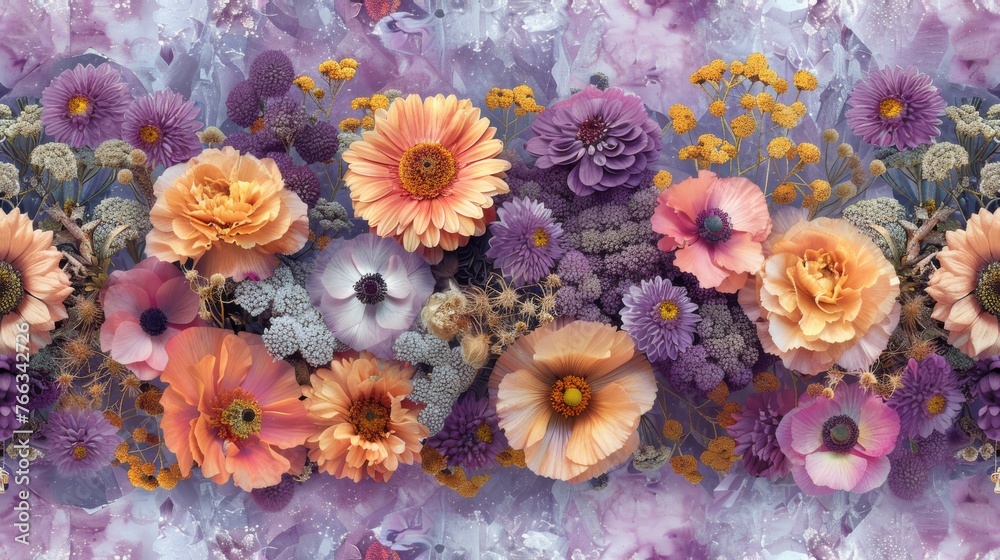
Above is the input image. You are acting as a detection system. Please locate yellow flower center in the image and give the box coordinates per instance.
[532,227,549,247]
[139,125,161,143]
[475,422,494,443]
[550,375,592,417]
[658,300,679,321]
[348,397,390,442]
[925,393,946,416]
[976,261,1000,317]
[72,445,88,460]
[0,261,24,316]
[67,95,90,116]
[210,388,263,442]
[397,142,457,199]
[879,98,904,119]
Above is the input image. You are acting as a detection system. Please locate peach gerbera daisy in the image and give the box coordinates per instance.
[145,146,309,281]
[342,94,510,264]
[927,208,1000,358]
[488,320,656,482]
[0,208,72,355]
[159,327,315,491]
[302,352,428,482]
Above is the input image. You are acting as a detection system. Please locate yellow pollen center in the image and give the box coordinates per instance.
[550,376,592,417]
[348,397,390,442]
[397,142,457,199]
[879,98,904,119]
[139,125,161,143]
[67,95,90,116]
[475,422,494,443]
[925,393,946,416]
[658,300,679,321]
[563,387,583,407]
[210,388,263,442]
[532,228,550,247]
[72,445,88,460]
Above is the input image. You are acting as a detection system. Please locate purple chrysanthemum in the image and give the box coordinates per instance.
[425,393,507,470]
[122,89,203,169]
[620,276,699,363]
[888,355,962,439]
[976,361,1000,439]
[526,85,662,196]
[727,389,796,480]
[486,197,565,286]
[845,66,946,150]
[40,63,132,147]
[294,121,339,164]
[263,96,309,147]
[250,474,295,512]
[281,165,321,207]
[0,355,23,439]
[226,80,261,128]
[43,408,122,477]
[247,50,295,99]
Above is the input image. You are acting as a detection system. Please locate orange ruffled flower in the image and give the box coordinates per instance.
[739,215,900,376]
[302,352,428,482]
[488,320,656,482]
[0,208,72,355]
[927,208,1000,358]
[342,94,510,264]
[159,327,315,491]
[145,146,309,281]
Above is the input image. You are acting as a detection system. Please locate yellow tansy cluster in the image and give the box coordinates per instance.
[730,113,756,138]
[772,183,797,205]
[485,84,544,115]
[752,372,780,393]
[689,58,728,84]
[340,91,399,132]
[794,69,819,91]
[421,446,491,498]
[318,58,358,81]
[670,454,703,484]
[662,419,684,441]
[700,437,740,472]
[678,133,736,167]
[810,179,831,202]
[668,104,697,134]
[496,447,527,467]
[293,75,315,92]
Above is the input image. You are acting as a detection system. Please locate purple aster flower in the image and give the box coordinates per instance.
[42,408,122,477]
[40,63,132,147]
[845,66,946,150]
[122,89,203,169]
[280,165,322,207]
[0,355,23,439]
[726,389,796,480]
[888,355,963,439]
[307,233,434,359]
[976,365,1000,439]
[250,474,296,512]
[247,50,295,99]
[263,96,309,147]
[620,276,699,363]
[526,85,662,196]
[294,121,340,164]
[425,393,507,470]
[485,197,565,286]
[226,80,262,128]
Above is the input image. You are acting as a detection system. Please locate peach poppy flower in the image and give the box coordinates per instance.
[488,320,656,482]
[145,146,309,281]
[0,208,72,355]
[651,170,771,293]
[739,216,900,376]
[159,327,315,491]
[302,352,427,482]
[927,208,1000,358]
[342,94,510,264]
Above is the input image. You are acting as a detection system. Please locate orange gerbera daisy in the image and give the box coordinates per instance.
[488,320,657,482]
[0,208,72,355]
[145,146,309,281]
[302,352,428,482]
[159,327,315,491]
[342,94,510,264]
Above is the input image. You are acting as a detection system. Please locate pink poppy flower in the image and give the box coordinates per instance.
[651,170,771,293]
[99,257,207,380]
[776,383,900,495]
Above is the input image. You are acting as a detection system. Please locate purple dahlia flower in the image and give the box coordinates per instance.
[485,197,565,286]
[307,233,434,359]
[887,355,963,439]
[526,86,662,196]
[620,276,699,363]
[425,393,507,470]
[122,89,203,169]
[845,66,946,150]
[40,63,132,147]
[727,389,796,479]
[0,355,23,439]
[43,408,122,477]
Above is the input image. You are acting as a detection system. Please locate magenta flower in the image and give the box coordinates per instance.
[727,389,797,480]
[43,408,122,477]
[845,66,946,150]
[122,89,203,169]
[98,257,207,380]
[40,63,132,147]
[776,383,900,494]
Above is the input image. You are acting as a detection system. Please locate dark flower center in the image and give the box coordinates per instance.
[397,142,457,199]
[139,308,169,336]
[695,208,734,243]
[210,388,263,442]
[577,118,608,147]
[354,273,388,305]
[821,414,859,453]
[0,261,24,316]
[348,397,390,442]
[976,262,1000,317]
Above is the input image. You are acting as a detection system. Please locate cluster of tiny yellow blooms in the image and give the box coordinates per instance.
[485,84,545,116]
[700,436,740,472]
[318,58,358,81]
[652,170,673,189]
[339,93,390,132]
[670,454,703,484]
[421,446,490,498]
[678,133,737,167]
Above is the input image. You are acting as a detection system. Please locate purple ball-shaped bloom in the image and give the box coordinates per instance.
[620,276,699,363]
[40,63,132,147]
[307,233,434,359]
[294,121,339,164]
[887,443,931,500]
[727,389,796,479]
[43,408,122,477]
[250,474,295,512]
[486,197,565,286]
[226,80,261,128]
[526,85,662,196]
[977,371,1000,439]
[281,165,322,207]
[888,355,963,439]
[25,369,60,411]
[425,393,507,471]
[263,96,309,146]
[264,151,296,174]
[223,130,283,159]
[248,50,295,99]
[0,355,23,439]
[845,66,946,150]
[122,89,203,169]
